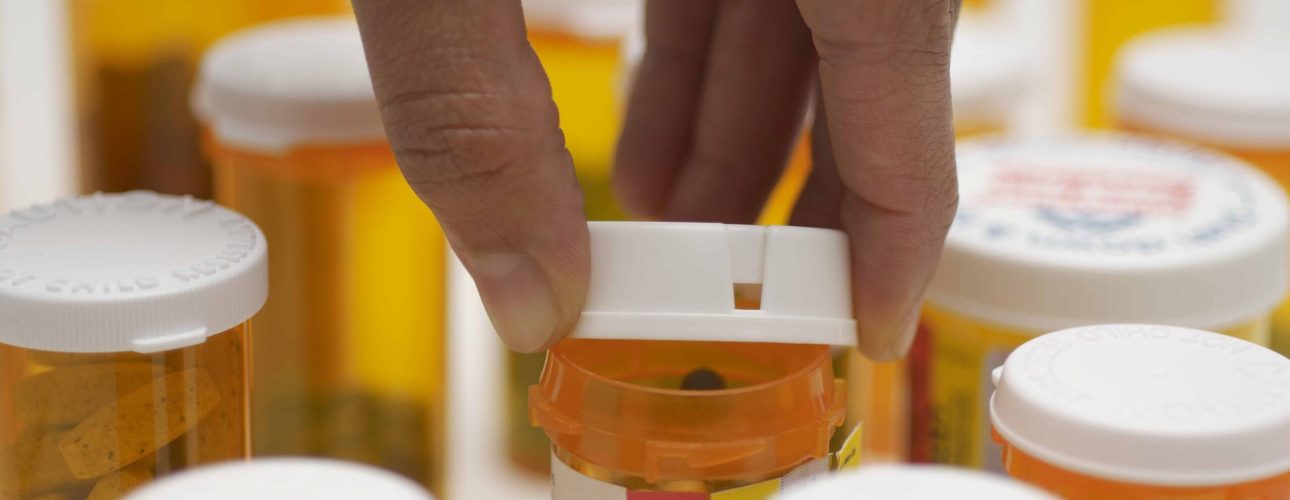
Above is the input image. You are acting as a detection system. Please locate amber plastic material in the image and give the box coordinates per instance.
[1080,0,1217,127]
[210,142,446,492]
[70,0,349,197]
[1118,120,1290,356]
[0,325,249,499]
[994,429,1290,499]
[531,339,845,491]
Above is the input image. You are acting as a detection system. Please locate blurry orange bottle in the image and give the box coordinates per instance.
[1114,27,1290,357]
[193,19,447,492]
[992,324,1290,498]
[531,222,862,497]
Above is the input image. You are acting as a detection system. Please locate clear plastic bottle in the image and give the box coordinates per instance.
[69,0,349,197]
[531,222,861,498]
[1114,27,1290,357]
[992,324,1290,498]
[125,459,434,500]
[0,191,266,499]
[910,133,1288,469]
[193,19,446,492]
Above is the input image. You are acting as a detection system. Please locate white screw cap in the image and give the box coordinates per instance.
[125,458,434,500]
[0,191,267,353]
[569,222,856,346]
[773,465,1056,499]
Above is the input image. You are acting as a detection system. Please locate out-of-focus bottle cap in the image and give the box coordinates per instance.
[192,17,383,153]
[952,13,1028,128]
[774,465,1056,499]
[929,133,1288,332]
[0,191,267,353]
[568,222,856,346]
[1116,27,1290,149]
[522,0,642,41]
[991,324,1290,487]
[125,458,434,500]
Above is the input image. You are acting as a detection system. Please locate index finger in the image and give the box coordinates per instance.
[795,0,959,360]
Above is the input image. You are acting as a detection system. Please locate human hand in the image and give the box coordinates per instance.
[352,0,959,360]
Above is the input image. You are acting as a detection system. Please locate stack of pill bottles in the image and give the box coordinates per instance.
[192,18,447,493]
[992,324,1290,498]
[69,0,349,197]
[847,10,1030,465]
[507,0,641,475]
[773,465,1056,500]
[530,222,863,498]
[125,459,434,500]
[0,191,267,499]
[909,133,1288,469]
[1114,27,1290,357]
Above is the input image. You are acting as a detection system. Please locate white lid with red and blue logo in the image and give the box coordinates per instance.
[928,133,1288,332]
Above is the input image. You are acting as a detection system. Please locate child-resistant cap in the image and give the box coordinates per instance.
[1116,28,1290,148]
[0,191,267,353]
[991,324,1290,487]
[192,17,382,153]
[929,134,1288,332]
[568,222,856,346]
[124,458,434,500]
[951,13,1028,127]
[773,465,1056,500]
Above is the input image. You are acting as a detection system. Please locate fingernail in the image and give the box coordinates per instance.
[857,300,923,362]
[467,251,561,353]
[886,308,921,359]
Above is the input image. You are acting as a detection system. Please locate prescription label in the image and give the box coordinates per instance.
[911,303,1271,471]
[550,425,861,500]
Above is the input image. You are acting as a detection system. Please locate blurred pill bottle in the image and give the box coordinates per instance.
[531,222,862,497]
[68,0,349,198]
[1114,28,1290,357]
[193,19,447,493]
[1079,0,1217,127]
[0,191,265,499]
[844,12,1030,466]
[506,0,642,475]
[992,324,1290,499]
[125,458,434,500]
[909,133,1288,470]
[773,464,1056,500]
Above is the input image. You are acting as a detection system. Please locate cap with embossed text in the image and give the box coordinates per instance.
[0,191,267,353]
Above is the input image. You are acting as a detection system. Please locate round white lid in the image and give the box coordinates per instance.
[192,17,384,153]
[951,13,1028,126]
[523,0,642,41]
[991,324,1290,486]
[124,458,433,500]
[774,465,1056,500]
[929,133,1288,332]
[0,191,267,353]
[568,222,857,346]
[1116,27,1290,148]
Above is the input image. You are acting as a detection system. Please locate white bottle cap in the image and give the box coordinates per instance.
[568,222,856,346]
[929,133,1288,332]
[952,13,1028,128]
[192,17,383,154]
[1116,27,1290,149]
[522,0,642,41]
[991,324,1290,486]
[124,458,434,500]
[774,465,1056,500]
[0,191,267,353]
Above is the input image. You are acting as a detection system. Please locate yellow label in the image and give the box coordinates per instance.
[916,303,1269,470]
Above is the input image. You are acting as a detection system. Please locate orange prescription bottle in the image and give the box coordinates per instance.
[1114,28,1290,357]
[774,465,1056,500]
[992,324,1290,499]
[911,133,1289,469]
[125,459,434,500]
[69,0,349,197]
[0,191,265,499]
[530,222,862,498]
[507,0,641,475]
[847,12,1030,466]
[192,19,447,492]
[1079,0,1217,127]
